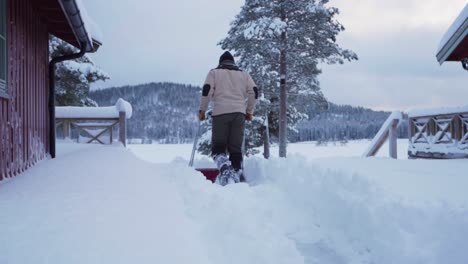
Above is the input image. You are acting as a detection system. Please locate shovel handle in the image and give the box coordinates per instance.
[189,121,202,167]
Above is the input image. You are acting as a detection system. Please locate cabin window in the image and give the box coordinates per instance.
[0,0,7,98]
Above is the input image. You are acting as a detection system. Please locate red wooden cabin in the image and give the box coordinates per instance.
[0,0,101,181]
[436,4,468,70]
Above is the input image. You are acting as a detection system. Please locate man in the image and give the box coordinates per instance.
[199,51,258,186]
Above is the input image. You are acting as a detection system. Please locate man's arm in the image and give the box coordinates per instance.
[199,70,215,118]
[246,73,258,116]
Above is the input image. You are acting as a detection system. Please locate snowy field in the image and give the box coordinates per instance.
[1,140,468,264]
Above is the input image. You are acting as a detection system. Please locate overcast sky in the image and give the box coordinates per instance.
[82,0,467,111]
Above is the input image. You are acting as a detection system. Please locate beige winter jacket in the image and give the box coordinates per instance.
[199,64,258,116]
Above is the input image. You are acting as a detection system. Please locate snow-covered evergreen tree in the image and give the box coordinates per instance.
[219,0,358,157]
[49,36,109,106]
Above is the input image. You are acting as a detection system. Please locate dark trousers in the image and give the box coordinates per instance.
[211,113,245,170]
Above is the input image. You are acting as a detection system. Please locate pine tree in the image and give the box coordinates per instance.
[220,0,357,157]
[49,36,109,106]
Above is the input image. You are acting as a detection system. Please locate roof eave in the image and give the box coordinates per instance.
[57,0,96,52]
[437,23,468,64]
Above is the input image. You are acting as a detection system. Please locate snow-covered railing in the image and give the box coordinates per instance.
[363,111,404,159]
[408,106,468,159]
[55,99,132,146]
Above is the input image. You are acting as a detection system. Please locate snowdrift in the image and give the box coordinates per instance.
[1,143,468,264]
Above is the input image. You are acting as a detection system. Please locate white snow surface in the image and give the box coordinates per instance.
[437,4,468,55]
[1,141,468,263]
[408,105,468,118]
[56,98,132,119]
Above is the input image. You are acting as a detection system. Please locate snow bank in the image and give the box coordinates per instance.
[2,143,468,263]
[437,4,468,55]
[56,98,132,119]
[241,156,468,264]
[408,105,468,118]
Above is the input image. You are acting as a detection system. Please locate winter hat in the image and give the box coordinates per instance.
[219,51,235,64]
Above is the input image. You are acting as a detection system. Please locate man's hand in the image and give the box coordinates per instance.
[246,113,253,121]
[198,111,206,121]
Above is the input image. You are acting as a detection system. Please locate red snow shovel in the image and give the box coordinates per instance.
[189,120,246,183]
[194,168,219,183]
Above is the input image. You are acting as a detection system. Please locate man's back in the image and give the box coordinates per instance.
[205,66,256,116]
[199,52,257,117]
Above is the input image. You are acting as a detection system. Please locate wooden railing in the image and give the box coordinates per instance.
[56,112,127,146]
[408,111,468,159]
[363,111,404,159]
[55,99,132,147]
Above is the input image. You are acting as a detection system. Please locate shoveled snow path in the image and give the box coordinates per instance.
[0,145,211,264]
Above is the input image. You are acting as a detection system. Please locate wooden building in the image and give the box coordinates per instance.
[0,0,101,181]
[436,4,468,70]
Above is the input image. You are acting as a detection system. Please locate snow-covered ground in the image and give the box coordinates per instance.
[1,140,468,264]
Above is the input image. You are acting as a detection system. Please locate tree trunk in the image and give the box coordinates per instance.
[279,10,287,158]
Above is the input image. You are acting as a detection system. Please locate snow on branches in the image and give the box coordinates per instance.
[214,0,358,155]
[49,36,109,107]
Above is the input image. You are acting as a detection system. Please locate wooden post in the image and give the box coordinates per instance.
[263,129,270,159]
[110,126,113,144]
[389,119,398,159]
[63,120,71,139]
[454,115,461,144]
[119,111,127,147]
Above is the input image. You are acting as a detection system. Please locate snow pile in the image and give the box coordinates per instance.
[115,98,133,118]
[2,143,468,263]
[242,156,468,263]
[56,98,132,119]
[437,4,468,55]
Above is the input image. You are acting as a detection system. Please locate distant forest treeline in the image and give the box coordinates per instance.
[90,82,407,144]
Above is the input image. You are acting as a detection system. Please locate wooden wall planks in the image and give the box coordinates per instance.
[0,0,49,181]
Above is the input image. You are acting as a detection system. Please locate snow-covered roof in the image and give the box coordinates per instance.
[56,99,133,119]
[436,4,468,64]
[58,0,102,52]
[75,0,103,44]
[408,105,468,118]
